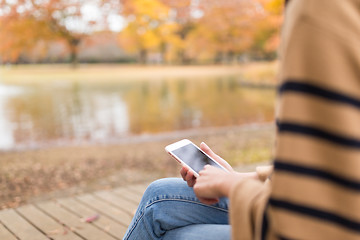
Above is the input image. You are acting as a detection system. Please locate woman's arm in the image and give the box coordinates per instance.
[180,142,268,204]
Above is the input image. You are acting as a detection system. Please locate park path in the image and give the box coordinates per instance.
[0,183,149,240]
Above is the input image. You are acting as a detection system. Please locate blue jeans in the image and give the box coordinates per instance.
[123,178,231,240]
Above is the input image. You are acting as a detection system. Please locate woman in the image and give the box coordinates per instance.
[124,0,360,239]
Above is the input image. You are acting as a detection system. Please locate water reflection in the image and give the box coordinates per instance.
[0,77,275,150]
[0,84,24,149]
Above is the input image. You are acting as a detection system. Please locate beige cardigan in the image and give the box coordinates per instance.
[230,0,360,239]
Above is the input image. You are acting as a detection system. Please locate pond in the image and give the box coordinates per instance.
[0,77,276,150]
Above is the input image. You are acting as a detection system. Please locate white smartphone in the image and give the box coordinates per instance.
[165,139,228,177]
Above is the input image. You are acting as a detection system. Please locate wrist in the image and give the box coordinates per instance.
[245,171,259,180]
[218,173,238,197]
[220,172,258,197]
[236,171,259,180]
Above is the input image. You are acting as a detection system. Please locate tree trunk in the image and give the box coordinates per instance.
[178,50,185,65]
[68,38,81,68]
[160,42,166,64]
[139,49,147,65]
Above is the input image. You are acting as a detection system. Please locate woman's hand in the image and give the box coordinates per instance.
[194,166,259,205]
[180,142,233,188]
[179,141,258,205]
[193,165,237,204]
[180,166,196,187]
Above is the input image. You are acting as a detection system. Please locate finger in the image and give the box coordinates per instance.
[185,170,196,187]
[198,165,212,175]
[204,164,212,170]
[185,170,194,181]
[187,178,196,187]
[198,168,205,176]
[180,166,188,180]
[200,142,233,172]
[200,142,218,159]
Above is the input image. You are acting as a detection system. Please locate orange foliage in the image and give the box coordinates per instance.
[0,8,51,62]
[0,0,284,64]
[0,0,115,64]
[119,0,182,63]
[253,0,284,54]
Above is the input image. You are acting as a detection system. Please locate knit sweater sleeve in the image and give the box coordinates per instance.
[229,178,271,240]
[230,0,360,239]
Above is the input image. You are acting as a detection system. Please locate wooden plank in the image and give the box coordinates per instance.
[76,194,132,226]
[94,190,138,216]
[57,197,127,239]
[0,208,48,240]
[37,201,116,240]
[17,204,82,240]
[113,187,143,204]
[0,223,17,240]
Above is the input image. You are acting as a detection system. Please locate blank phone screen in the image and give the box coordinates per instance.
[172,143,221,173]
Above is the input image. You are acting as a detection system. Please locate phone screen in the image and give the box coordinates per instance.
[172,143,222,173]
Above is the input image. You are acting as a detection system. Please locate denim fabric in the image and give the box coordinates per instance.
[123,178,231,240]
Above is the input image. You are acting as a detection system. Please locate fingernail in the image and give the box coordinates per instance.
[201,142,209,148]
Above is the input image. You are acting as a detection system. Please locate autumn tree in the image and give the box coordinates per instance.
[160,0,193,64]
[0,0,118,66]
[184,0,268,63]
[119,0,182,64]
[0,0,283,65]
[0,4,52,63]
[251,0,284,59]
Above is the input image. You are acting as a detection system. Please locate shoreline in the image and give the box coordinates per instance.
[0,62,278,85]
[0,122,274,153]
[0,123,275,209]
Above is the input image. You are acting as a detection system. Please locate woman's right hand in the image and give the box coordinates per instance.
[180,142,234,187]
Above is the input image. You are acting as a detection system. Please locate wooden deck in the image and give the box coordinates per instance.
[0,183,149,240]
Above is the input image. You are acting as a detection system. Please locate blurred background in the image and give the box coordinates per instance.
[0,0,283,208]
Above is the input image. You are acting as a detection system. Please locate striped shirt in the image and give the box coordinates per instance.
[229,0,360,239]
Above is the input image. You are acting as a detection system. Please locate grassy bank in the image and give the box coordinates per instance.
[0,124,275,209]
[0,62,278,85]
